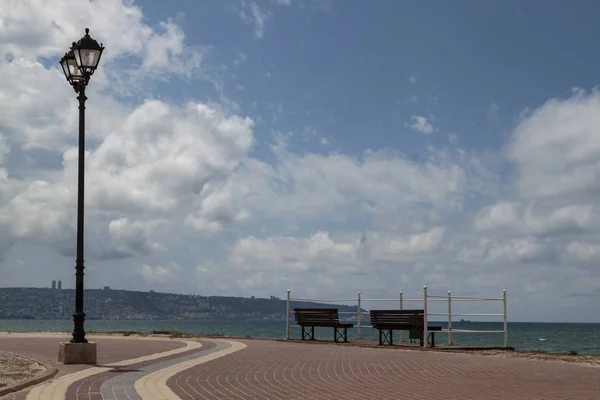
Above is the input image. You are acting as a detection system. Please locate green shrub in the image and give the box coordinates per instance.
[151,330,172,335]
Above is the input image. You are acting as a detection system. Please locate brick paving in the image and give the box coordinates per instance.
[2,337,599,399]
[0,335,186,400]
[65,341,217,400]
[167,339,600,400]
[0,335,185,376]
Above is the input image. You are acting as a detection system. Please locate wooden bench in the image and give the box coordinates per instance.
[294,308,354,343]
[370,309,442,347]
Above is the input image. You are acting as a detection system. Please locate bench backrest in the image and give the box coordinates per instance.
[370,309,424,327]
[294,308,341,325]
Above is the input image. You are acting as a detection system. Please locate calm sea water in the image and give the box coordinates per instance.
[1,319,598,355]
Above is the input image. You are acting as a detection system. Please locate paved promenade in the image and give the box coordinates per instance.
[1,334,599,399]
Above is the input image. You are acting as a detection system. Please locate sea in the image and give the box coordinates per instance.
[1,319,599,355]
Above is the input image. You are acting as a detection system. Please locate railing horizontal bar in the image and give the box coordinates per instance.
[399,298,446,302]
[290,298,356,302]
[290,326,501,334]
[361,299,406,302]
[338,311,358,314]
[442,329,505,333]
[428,295,503,301]
[452,313,505,317]
[450,297,504,301]
[427,313,504,317]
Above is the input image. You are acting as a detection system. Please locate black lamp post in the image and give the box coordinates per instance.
[59,29,104,344]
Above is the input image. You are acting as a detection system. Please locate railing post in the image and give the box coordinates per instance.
[399,291,405,342]
[285,289,291,340]
[357,291,361,339]
[448,291,452,345]
[423,286,429,348]
[503,289,508,347]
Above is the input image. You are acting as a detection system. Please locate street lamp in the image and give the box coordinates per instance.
[59,28,104,346]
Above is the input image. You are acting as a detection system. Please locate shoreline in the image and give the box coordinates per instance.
[2,330,599,367]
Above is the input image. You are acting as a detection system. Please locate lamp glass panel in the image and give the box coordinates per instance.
[67,57,84,81]
[75,48,101,70]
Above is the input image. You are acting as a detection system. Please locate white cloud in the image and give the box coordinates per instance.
[487,102,500,122]
[2,0,600,322]
[233,52,248,67]
[366,227,446,262]
[0,0,255,264]
[409,115,435,134]
[107,218,166,257]
[221,227,447,295]
[238,1,269,39]
[409,76,418,84]
[227,138,466,220]
[185,181,251,235]
[486,237,551,264]
[0,180,72,242]
[475,202,597,237]
[0,0,201,152]
[86,100,254,213]
[136,262,181,283]
[0,0,200,76]
[566,242,600,261]
[229,231,360,272]
[508,90,600,200]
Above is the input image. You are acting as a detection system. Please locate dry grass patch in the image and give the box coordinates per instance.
[0,351,46,387]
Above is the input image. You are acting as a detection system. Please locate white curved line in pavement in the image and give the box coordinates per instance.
[134,340,247,400]
[26,338,202,400]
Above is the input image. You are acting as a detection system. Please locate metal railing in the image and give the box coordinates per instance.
[285,287,508,348]
[423,286,507,348]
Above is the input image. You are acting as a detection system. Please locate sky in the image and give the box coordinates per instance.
[1,0,600,322]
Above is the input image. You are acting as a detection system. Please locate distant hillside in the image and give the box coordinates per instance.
[0,287,362,321]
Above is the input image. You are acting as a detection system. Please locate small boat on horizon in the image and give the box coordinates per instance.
[460,318,471,323]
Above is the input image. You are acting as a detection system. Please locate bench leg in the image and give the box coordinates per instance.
[302,326,311,341]
[427,332,436,348]
[378,329,392,345]
[333,328,348,343]
[389,329,393,346]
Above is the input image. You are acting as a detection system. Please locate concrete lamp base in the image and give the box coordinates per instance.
[58,342,97,365]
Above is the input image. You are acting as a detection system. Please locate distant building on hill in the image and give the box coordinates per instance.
[57,280,62,290]
[51,280,56,290]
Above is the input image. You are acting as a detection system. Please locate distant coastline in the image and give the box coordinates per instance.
[0,287,358,321]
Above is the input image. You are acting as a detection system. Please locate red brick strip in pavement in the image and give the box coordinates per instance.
[64,341,216,400]
[0,335,186,400]
[167,339,600,400]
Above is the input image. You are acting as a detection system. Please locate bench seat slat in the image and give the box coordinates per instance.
[369,309,441,347]
[293,308,354,343]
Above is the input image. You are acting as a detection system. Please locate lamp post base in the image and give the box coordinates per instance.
[58,342,97,365]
